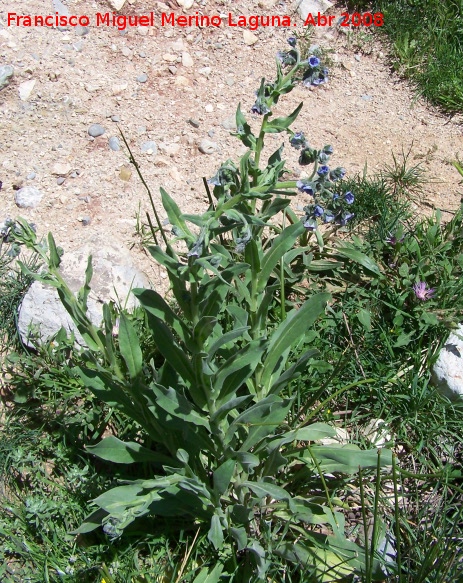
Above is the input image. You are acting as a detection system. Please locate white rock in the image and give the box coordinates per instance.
[19,79,36,101]
[204,103,214,113]
[432,325,463,399]
[111,82,128,95]
[362,418,391,447]
[52,163,72,176]
[319,427,349,446]
[243,30,258,46]
[15,185,43,208]
[18,237,150,347]
[295,0,333,20]
[198,139,217,154]
[108,0,127,10]
[182,52,194,67]
[177,0,194,8]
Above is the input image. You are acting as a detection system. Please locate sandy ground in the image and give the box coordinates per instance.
[1,0,462,288]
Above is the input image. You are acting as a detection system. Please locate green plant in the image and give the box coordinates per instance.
[0,219,39,354]
[9,40,393,582]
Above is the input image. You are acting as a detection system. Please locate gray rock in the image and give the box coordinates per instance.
[188,118,200,128]
[111,115,121,122]
[88,123,105,137]
[15,185,43,208]
[81,216,91,226]
[141,140,157,154]
[18,237,150,347]
[73,41,84,52]
[109,136,121,151]
[27,172,37,180]
[75,26,89,36]
[361,94,373,101]
[198,139,217,155]
[52,0,70,30]
[0,65,14,91]
[221,114,237,131]
[432,325,463,400]
[57,177,65,185]
[136,73,148,83]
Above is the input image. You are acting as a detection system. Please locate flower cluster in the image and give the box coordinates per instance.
[289,134,354,230]
[253,38,329,114]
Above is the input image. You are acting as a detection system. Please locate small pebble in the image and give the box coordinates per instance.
[188,118,200,128]
[81,216,91,226]
[136,73,148,83]
[208,129,215,138]
[57,177,65,185]
[111,115,121,122]
[88,123,105,137]
[70,171,78,178]
[361,94,373,101]
[27,172,36,180]
[141,140,157,154]
[109,136,121,151]
[168,66,177,75]
[205,104,214,113]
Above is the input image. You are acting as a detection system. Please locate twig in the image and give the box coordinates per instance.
[342,311,366,379]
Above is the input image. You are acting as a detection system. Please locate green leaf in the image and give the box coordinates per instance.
[118,313,143,380]
[242,480,292,502]
[47,232,62,269]
[210,395,253,424]
[214,339,268,404]
[93,484,144,512]
[257,222,305,292]
[234,103,256,149]
[213,459,236,496]
[261,293,330,390]
[270,348,319,395]
[192,565,224,583]
[152,384,210,431]
[304,444,393,474]
[86,436,174,465]
[208,514,224,550]
[267,423,336,450]
[357,308,372,331]
[144,312,196,389]
[160,187,195,244]
[264,102,303,133]
[334,242,382,276]
[77,254,93,311]
[133,288,194,350]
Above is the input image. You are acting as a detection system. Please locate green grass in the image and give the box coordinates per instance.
[373,0,463,113]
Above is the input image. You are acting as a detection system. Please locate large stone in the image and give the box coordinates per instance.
[15,185,43,208]
[431,325,463,400]
[295,0,333,21]
[18,237,150,347]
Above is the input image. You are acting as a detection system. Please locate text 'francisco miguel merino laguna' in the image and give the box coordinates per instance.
[7,12,296,31]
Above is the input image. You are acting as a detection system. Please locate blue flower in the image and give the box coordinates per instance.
[287,37,297,47]
[314,205,324,218]
[317,165,330,176]
[308,55,320,67]
[344,191,355,204]
[324,211,335,223]
[296,180,314,195]
[340,212,354,226]
[303,217,318,231]
[290,132,306,149]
